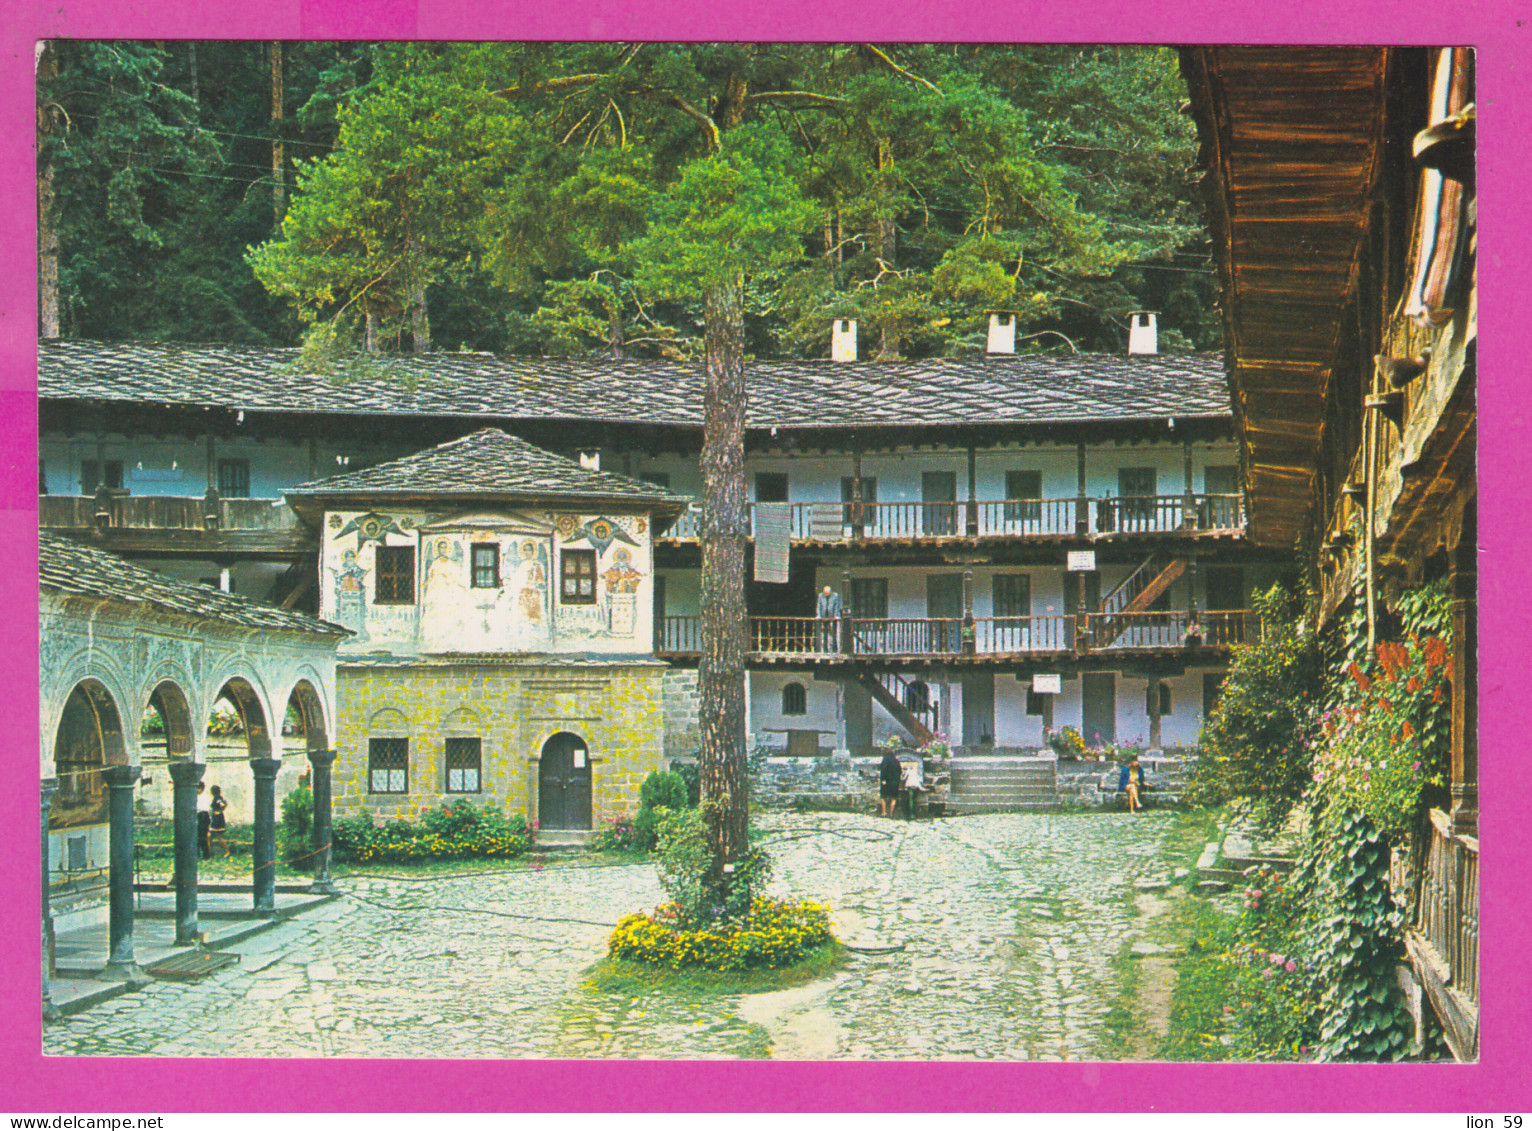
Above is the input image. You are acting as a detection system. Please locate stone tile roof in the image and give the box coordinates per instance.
[287,427,686,505]
[39,531,349,637]
[37,340,1232,428]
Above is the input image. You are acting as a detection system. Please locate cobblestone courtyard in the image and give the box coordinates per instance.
[44,810,1194,1060]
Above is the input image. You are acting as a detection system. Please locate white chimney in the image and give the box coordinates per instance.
[831,318,858,362]
[987,311,1017,355]
[579,450,600,471]
[1127,311,1158,355]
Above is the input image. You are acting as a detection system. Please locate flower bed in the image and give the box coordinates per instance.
[609,897,833,971]
[331,800,533,864]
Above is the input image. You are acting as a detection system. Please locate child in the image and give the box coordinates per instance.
[209,784,229,857]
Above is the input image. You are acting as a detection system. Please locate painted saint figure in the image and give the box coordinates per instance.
[332,547,368,637]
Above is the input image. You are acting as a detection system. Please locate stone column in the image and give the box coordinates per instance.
[41,779,59,1021]
[168,761,205,945]
[307,749,339,895]
[250,758,281,917]
[103,764,147,983]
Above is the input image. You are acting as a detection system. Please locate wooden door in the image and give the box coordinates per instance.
[538,732,592,830]
[922,471,957,535]
[962,673,995,747]
[1082,672,1116,747]
[926,573,964,652]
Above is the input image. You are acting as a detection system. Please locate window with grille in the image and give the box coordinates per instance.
[374,546,416,604]
[782,682,807,716]
[217,458,251,498]
[470,543,500,589]
[445,737,482,793]
[1004,470,1043,522]
[369,737,408,793]
[560,549,597,604]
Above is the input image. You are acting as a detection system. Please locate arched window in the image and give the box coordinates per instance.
[782,682,807,716]
[904,680,930,714]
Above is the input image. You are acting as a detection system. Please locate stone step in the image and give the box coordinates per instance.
[945,800,1058,813]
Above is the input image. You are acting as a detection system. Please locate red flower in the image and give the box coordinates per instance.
[1348,662,1371,693]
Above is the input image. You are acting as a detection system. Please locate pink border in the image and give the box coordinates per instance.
[4,1,1526,1112]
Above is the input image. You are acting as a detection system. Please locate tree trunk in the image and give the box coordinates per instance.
[270,42,285,227]
[698,274,749,891]
[409,285,431,354]
[37,42,60,339]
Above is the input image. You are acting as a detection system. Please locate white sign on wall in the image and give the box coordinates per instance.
[1032,673,1062,695]
[1067,550,1096,571]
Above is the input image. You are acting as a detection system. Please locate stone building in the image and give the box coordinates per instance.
[283,427,687,831]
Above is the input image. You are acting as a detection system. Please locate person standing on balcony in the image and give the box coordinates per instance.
[816,585,843,651]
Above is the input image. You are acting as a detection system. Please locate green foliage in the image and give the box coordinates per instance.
[331,800,533,864]
[652,804,773,928]
[1305,802,1415,1061]
[280,784,313,838]
[608,898,833,971]
[1046,726,1087,758]
[1222,864,1322,1059]
[631,770,691,849]
[1191,583,1325,831]
[1315,582,1453,844]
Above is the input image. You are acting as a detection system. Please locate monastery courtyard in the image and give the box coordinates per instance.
[44,809,1202,1061]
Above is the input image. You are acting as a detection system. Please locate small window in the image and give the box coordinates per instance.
[560,549,597,604]
[782,682,807,716]
[81,459,123,494]
[1004,470,1042,522]
[994,574,1031,620]
[374,546,416,605]
[445,737,482,793]
[217,458,251,498]
[369,737,408,794]
[756,472,789,503]
[1025,689,1047,716]
[849,578,888,619]
[1146,682,1172,716]
[471,543,500,589]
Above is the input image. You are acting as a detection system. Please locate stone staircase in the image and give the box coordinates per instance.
[946,756,1058,813]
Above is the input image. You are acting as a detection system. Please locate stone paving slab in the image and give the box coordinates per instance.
[43,811,1183,1060]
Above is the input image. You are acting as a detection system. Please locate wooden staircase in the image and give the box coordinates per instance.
[858,671,937,745]
[946,757,1058,812]
[1094,553,1188,647]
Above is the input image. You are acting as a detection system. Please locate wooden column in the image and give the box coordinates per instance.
[966,445,979,535]
[1182,440,1196,529]
[851,447,864,539]
[1075,440,1088,535]
[1148,680,1163,749]
[1450,520,1477,833]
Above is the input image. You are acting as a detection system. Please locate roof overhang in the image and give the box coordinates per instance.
[1181,46,1391,548]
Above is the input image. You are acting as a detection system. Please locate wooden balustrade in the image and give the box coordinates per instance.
[656,493,1246,542]
[751,616,828,654]
[1416,809,1479,1009]
[971,615,1074,654]
[39,494,300,533]
[656,615,702,654]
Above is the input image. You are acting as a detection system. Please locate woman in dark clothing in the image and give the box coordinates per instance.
[878,750,904,817]
[197,781,212,860]
[209,784,229,857]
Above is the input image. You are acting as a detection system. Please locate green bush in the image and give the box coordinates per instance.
[632,770,690,849]
[281,784,313,838]
[331,800,533,864]
[1191,583,1325,832]
[654,804,773,928]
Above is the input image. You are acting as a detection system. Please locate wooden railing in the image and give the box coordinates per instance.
[39,494,302,534]
[1416,809,1479,1012]
[656,493,1245,542]
[655,611,1250,658]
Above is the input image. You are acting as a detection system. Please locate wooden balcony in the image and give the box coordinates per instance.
[659,494,1244,544]
[39,493,313,555]
[655,610,1252,662]
[1404,809,1479,1060]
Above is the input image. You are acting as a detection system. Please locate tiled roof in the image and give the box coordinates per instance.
[287,427,686,505]
[37,340,1232,428]
[39,532,349,637]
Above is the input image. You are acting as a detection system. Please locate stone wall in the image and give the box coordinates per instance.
[662,667,701,760]
[335,658,667,829]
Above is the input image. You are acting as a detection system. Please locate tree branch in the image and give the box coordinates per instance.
[859,45,940,93]
[743,90,849,109]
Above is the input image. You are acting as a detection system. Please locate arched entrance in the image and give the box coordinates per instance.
[284,680,329,754]
[52,680,126,831]
[538,732,592,831]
